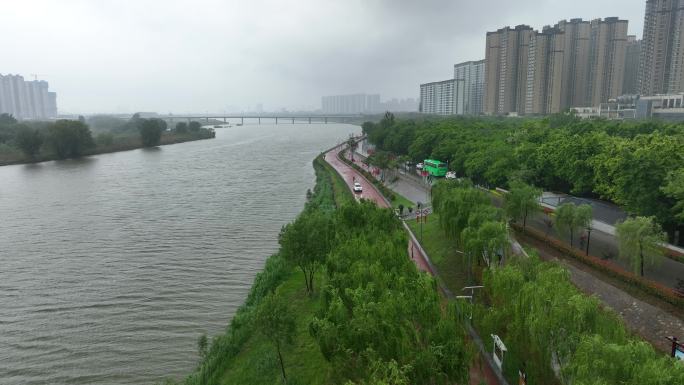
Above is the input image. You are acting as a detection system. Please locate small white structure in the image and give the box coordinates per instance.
[491,334,508,371]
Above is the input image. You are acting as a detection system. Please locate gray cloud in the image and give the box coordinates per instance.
[0,0,645,113]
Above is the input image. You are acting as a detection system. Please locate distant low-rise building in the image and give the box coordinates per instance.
[0,74,58,120]
[636,93,684,121]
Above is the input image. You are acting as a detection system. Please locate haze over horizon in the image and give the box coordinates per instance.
[1,0,645,114]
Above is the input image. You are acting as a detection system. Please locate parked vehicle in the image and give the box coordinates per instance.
[353,182,363,193]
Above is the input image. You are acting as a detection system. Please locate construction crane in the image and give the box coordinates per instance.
[30,73,46,81]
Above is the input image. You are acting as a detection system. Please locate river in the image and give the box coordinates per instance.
[0,123,360,385]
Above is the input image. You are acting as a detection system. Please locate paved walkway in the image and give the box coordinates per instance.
[518,231,684,353]
[324,144,504,385]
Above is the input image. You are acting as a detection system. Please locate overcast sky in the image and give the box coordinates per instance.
[0,0,646,114]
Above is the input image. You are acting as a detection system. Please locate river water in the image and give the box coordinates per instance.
[0,123,359,385]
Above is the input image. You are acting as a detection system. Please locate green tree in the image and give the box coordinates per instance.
[504,181,541,229]
[139,119,165,147]
[347,137,358,161]
[278,210,334,294]
[254,291,296,384]
[46,120,95,159]
[555,203,592,247]
[175,122,189,133]
[96,132,114,146]
[15,126,43,159]
[0,113,17,125]
[462,220,508,268]
[662,168,684,222]
[188,121,201,132]
[616,216,666,277]
[367,151,391,181]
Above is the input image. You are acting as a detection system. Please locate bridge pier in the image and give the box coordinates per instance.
[292,118,295,124]
[275,117,278,124]
[223,117,226,123]
[205,117,209,123]
[324,117,328,124]
[258,117,261,124]
[308,117,311,124]
[241,117,244,125]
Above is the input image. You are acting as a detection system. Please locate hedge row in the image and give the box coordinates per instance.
[339,150,396,202]
[511,223,684,308]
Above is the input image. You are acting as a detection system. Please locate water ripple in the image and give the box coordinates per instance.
[0,123,359,385]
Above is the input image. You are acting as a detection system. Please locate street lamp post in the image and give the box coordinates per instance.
[417,202,423,243]
[458,286,484,320]
[585,226,592,256]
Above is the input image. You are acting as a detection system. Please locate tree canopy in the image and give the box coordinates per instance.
[504,180,541,228]
[616,216,666,277]
[278,209,335,295]
[139,118,166,147]
[46,120,95,159]
[362,115,684,241]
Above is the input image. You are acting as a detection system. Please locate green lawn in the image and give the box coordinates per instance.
[219,271,331,385]
[391,193,415,212]
[314,155,354,207]
[406,213,472,295]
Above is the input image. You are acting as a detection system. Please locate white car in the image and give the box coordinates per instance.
[416,163,424,170]
[445,171,457,179]
[353,182,363,193]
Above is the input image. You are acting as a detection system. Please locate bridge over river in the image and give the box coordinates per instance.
[158,114,362,125]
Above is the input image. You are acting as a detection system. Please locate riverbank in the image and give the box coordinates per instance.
[173,150,474,385]
[169,155,348,385]
[0,130,215,167]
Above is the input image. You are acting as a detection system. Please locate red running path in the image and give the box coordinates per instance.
[324,146,432,273]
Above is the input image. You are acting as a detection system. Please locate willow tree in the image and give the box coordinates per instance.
[435,187,489,246]
[462,221,508,268]
[555,203,592,247]
[504,181,541,229]
[616,216,666,277]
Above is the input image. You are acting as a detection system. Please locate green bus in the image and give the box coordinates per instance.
[423,159,448,177]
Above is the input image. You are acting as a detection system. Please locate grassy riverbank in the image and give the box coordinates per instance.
[170,154,471,385]
[0,130,215,166]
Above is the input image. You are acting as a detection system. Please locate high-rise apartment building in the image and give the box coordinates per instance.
[484,25,535,115]
[453,60,485,115]
[0,74,58,120]
[587,17,628,106]
[321,94,380,114]
[639,0,684,95]
[556,19,592,108]
[524,27,565,115]
[419,79,464,115]
[623,36,642,94]
[485,18,629,115]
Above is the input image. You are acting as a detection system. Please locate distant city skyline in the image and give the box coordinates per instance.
[1,1,645,114]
